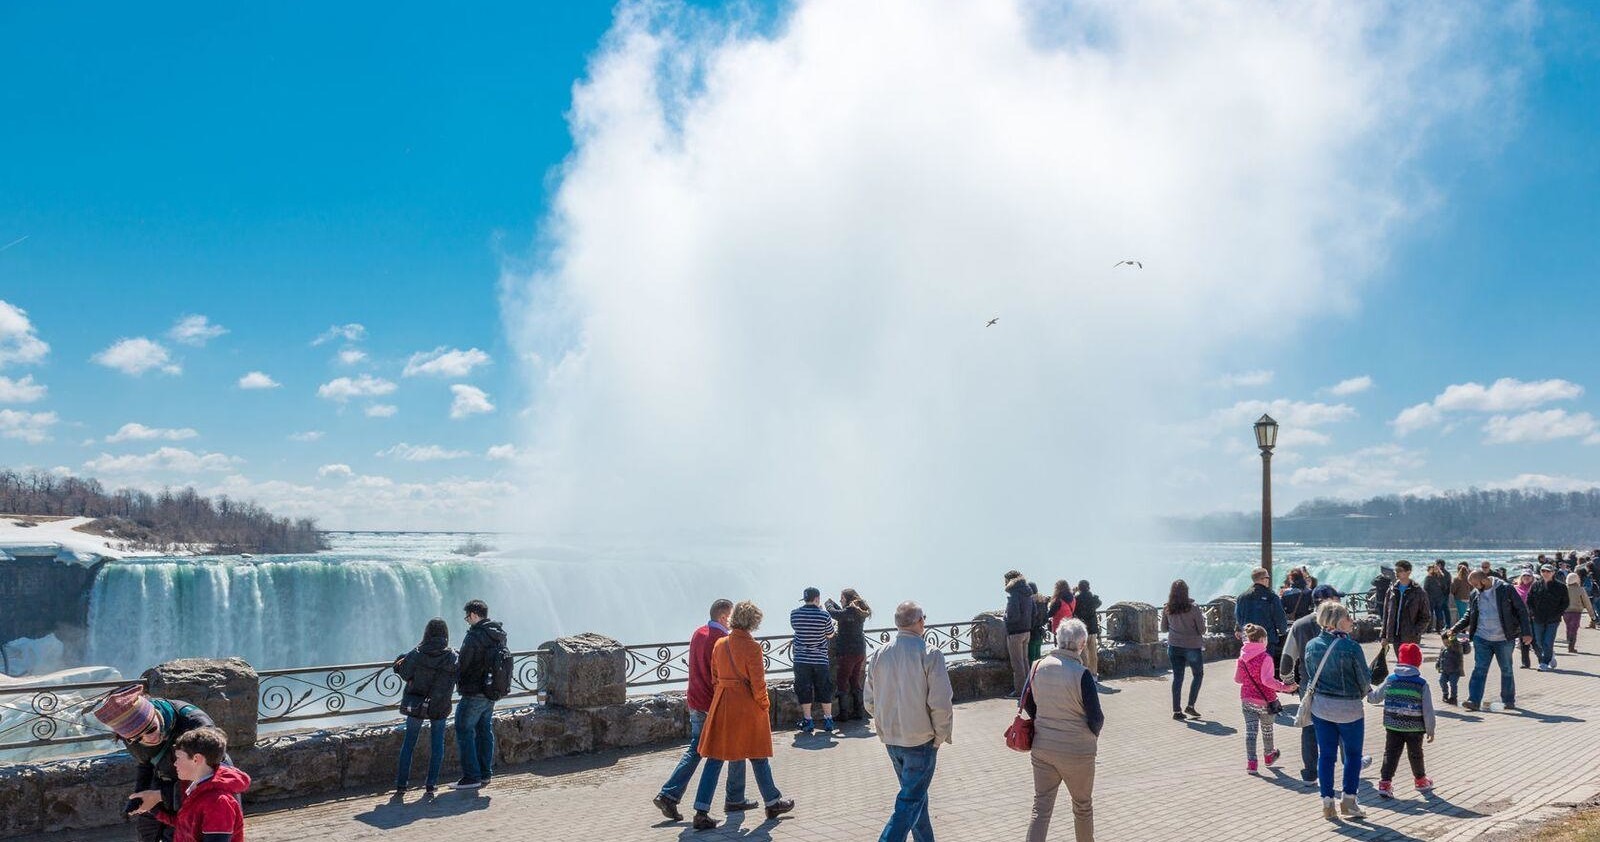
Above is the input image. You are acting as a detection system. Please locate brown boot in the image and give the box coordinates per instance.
[1569,642,1577,653]
[765,798,795,820]
[692,812,718,831]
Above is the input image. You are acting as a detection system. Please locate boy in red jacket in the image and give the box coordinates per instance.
[134,726,250,842]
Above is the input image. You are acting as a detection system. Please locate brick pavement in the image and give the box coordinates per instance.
[33,638,1600,841]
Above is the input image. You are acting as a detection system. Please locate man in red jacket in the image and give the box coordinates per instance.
[652,599,755,826]
[133,726,249,842]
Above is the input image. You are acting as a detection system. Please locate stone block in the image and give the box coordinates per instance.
[332,724,407,790]
[1107,602,1159,645]
[34,754,134,834]
[540,633,627,708]
[0,763,44,838]
[142,657,259,748]
[1207,597,1238,635]
[588,695,686,749]
[947,659,1012,703]
[1353,616,1381,643]
[237,730,342,802]
[970,611,1009,661]
[518,703,594,760]
[767,679,802,729]
[1202,634,1242,661]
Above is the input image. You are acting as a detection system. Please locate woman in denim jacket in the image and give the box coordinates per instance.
[1302,601,1373,820]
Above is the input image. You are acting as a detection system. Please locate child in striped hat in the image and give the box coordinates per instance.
[1366,642,1435,798]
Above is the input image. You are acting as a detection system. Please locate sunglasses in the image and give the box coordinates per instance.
[123,720,160,743]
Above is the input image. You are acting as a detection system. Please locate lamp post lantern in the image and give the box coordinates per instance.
[1254,414,1279,577]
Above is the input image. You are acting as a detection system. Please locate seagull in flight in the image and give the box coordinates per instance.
[1113,260,1142,269]
[985,318,999,327]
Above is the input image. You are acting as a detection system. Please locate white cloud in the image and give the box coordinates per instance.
[0,374,46,403]
[313,324,367,346]
[105,423,199,443]
[486,444,520,461]
[84,447,241,474]
[91,337,181,376]
[288,430,325,442]
[0,409,56,443]
[337,348,368,366]
[1217,370,1273,388]
[317,375,396,402]
[318,463,354,478]
[1289,444,1426,498]
[205,472,516,531]
[365,404,398,418]
[237,371,280,390]
[0,300,49,367]
[376,442,471,461]
[1481,409,1600,445]
[1395,377,1583,435]
[168,314,227,347]
[404,347,492,378]
[1327,376,1374,396]
[1483,474,1600,494]
[449,384,494,419]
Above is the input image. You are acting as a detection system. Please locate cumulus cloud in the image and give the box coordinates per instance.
[337,348,368,366]
[449,384,494,419]
[0,300,49,367]
[365,404,398,418]
[376,442,471,461]
[1212,399,1358,431]
[1481,409,1600,445]
[0,409,56,443]
[404,347,492,378]
[313,324,367,346]
[318,463,354,478]
[0,374,46,403]
[317,375,396,402]
[1394,377,1583,435]
[84,447,241,474]
[1327,376,1374,396]
[502,0,1528,592]
[486,444,520,461]
[168,314,227,347]
[105,423,199,443]
[288,431,325,442]
[237,371,280,390]
[92,338,181,376]
[1483,473,1600,493]
[1217,370,1273,388]
[1289,444,1427,497]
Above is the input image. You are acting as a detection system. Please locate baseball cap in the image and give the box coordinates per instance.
[1312,585,1340,602]
[801,587,821,602]
[1540,563,1556,572]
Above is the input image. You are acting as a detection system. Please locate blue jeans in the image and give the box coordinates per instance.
[697,757,780,812]
[1454,599,1470,624]
[879,741,937,842]
[1167,646,1202,711]
[1439,673,1459,701]
[658,709,746,805]
[454,695,496,781]
[1430,599,1448,631]
[1468,636,1515,706]
[1533,622,1560,667]
[396,716,446,789]
[1312,714,1364,799]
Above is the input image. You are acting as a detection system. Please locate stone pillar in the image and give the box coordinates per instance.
[1207,596,1237,636]
[1106,602,1159,645]
[142,657,259,749]
[541,633,627,708]
[970,611,1009,661]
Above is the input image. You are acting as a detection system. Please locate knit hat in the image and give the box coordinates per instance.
[92,684,157,740]
[1397,643,1422,668]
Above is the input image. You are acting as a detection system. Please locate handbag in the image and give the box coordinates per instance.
[1240,652,1283,716]
[399,692,430,718]
[1004,662,1040,752]
[1293,643,1334,728]
[1369,643,1390,686]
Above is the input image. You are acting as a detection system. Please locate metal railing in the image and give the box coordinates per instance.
[0,677,139,752]
[258,649,549,724]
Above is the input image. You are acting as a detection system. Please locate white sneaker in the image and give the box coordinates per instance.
[1340,795,1367,819]
[1321,797,1337,819]
[1360,755,1373,770]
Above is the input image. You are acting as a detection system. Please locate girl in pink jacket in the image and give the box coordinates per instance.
[1235,623,1298,774]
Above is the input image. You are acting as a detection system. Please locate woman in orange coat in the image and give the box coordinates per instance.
[690,600,796,830]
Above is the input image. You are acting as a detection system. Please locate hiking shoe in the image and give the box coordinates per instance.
[1340,795,1367,819]
[1463,700,1479,711]
[724,800,760,812]
[1264,749,1281,766]
[765,798,795,820]
[1377,780,1393,799]
[1415,776,1434,792]
[821,717,836,733]
[449,778,482,790]
[1183,706,1201,719]
[1246,760,1258,775]
[1537,663,1551,672]
[692,812,718,831]
[653,794,683,821]
[1172,711,1186,721]
[797,718,814,734]
[1321,797,1337,819]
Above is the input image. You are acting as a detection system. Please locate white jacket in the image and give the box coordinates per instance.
[864,631,955,747]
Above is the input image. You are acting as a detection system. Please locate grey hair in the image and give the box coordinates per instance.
[1056,618,1088,652]
[894,600,925,629]
[1315,600,1351,631]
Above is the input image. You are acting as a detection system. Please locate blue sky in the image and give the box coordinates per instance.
[2,2,1600,530]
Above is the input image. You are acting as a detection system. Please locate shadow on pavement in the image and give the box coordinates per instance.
[1366,790,1486,820]
[1182,719,1238,736]
[353,791,490,829]
[679,813,788,840]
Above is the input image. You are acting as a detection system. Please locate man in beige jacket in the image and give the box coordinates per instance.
[864,600,954,842]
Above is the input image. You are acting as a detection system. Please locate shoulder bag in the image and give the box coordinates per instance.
[1004,661,1041,752]
[1293,643,1334,728]
[1241,652,1284,716]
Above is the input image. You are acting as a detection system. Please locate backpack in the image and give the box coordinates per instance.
[1030,594,1051,630]
[483,642,513,701]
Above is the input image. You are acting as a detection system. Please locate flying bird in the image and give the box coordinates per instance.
[985,318,999,327]
[0,235,28,254]
[1113,260,1142,269]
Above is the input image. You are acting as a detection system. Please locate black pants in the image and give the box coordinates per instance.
[134,780,179,842]
[1380,730,1426,781]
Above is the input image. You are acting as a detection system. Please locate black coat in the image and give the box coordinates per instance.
[825,600,870,657]
[125,699,229,794]
[1004,577,1033,634]
[1526,579,1571,624]
[1381,582,1431,644]
[396,634,460,720]
[1073,590,1103,635]
[457,619,508,697]
[1451,581,1532,641]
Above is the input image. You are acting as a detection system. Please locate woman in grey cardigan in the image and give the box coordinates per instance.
[1023,617,1104,842]
[1164,579,1209,720]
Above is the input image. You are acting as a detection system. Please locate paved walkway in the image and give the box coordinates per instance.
[43,638,1600,841]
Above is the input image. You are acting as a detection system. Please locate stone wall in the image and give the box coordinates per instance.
[0,556,102,665]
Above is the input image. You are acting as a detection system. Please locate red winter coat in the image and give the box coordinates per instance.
[153,765,250,842]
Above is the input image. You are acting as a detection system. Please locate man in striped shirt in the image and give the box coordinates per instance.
[791,587,838,734]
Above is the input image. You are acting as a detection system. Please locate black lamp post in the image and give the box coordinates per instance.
[1254,414,1279,577]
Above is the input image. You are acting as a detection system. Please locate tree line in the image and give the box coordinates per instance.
[1165,488,1600,548]
[0,469,327,554]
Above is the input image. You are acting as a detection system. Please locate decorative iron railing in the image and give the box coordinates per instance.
[258,649,549,724]
[0,677,136,752]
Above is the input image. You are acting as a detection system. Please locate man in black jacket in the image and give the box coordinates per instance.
[1450,571,1534,711]
[1002,571,1032,697]
[451,599,508,790]
[1072,580,1103,680]
[93,684,230,842]
[1526,563,1570,670]
[1381,560,1431,645]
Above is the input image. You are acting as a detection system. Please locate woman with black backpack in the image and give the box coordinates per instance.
[393,617,459,795]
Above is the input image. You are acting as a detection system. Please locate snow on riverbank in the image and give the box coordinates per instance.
[0,515,188,560]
